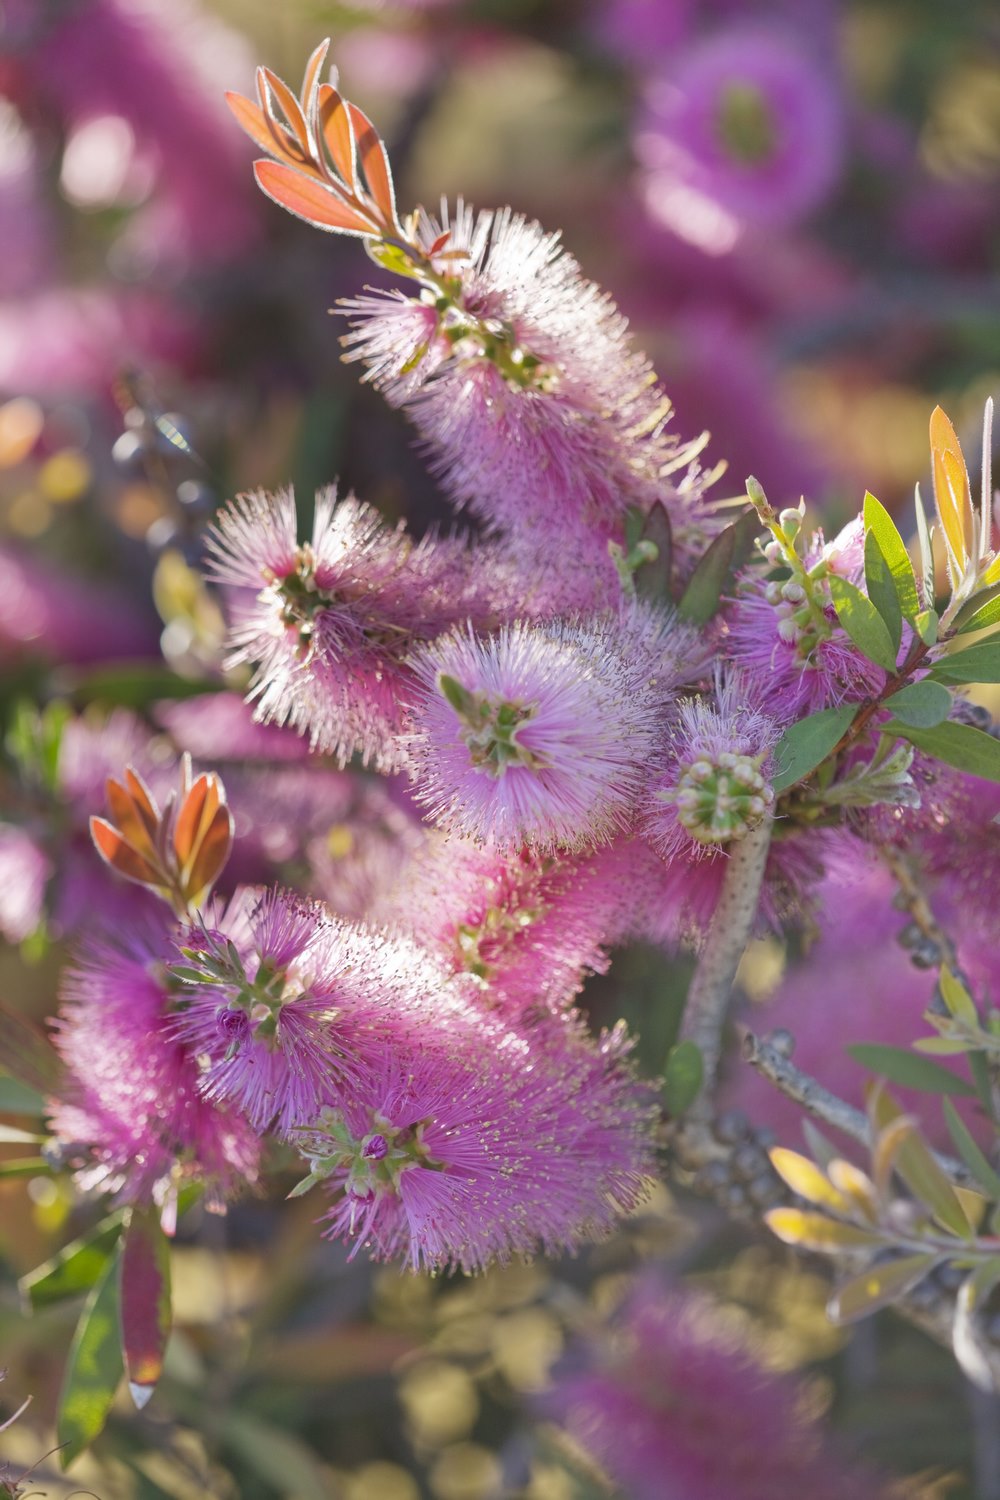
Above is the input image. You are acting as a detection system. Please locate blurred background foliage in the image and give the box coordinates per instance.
[3,0,1000,1495]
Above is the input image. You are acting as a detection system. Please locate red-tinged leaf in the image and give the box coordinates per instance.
[259,66,312,160]
[253,160,377,237]
[173,772,214,875]
[225,90,285,158]
[120,1206,171,1410]
[184,803,234,906]
[318,84,357,189]
[427,230,452,257]
[90,817,164,889]
[123,767,160,840]
[300,38,330,127]
[105,779,158,860]
[346,101,398,231]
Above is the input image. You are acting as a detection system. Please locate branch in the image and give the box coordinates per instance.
[679,814,773,1116]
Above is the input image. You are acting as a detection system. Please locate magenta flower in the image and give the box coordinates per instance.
[408,618,663,851]
[207,486,507,768]
[0,825,51,945]
[545,1275,890,1500]
[50,914,259,1206]
[637,26,844,242]
[644,672,779,862]
[340,204,713,573]
[297,1015,657,1272]
[155,692,315,762]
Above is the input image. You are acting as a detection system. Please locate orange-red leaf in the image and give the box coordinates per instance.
[184,804,234,906]
[105,780,158,861]
[300,38,330,126]
[253,160,377,236]
[260,66,311,159]
[318,84,357,189]
[930,406,974,569]
[173,773,214,876]
[124,768,160,839]
[225,91,285,158]
[346,102,398,231]
[90,818,163,889]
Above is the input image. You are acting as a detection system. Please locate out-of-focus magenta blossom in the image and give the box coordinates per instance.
[301,1018,657,1272]
[590,0,693,67]
[0,544,159,665]
[637,27,844,247]
[545,1275,890,1500]
[0,825,51,944]
[408,618,665,851]
[50,914,260,1205]
[207,487,510,768]
[23,0,259,271]
[155,693,315,763]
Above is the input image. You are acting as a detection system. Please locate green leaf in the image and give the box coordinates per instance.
[864,491,920,622]
[829,1253,939,1324]
[884,719,1000,783]
[883,679,953,728]
[771,703,857,793]
[914,1036,973,1056]
[120,1207,172,1409]
[943,1098,1000,1200]
[0,1156,50,1177]
[765,1207,883,1252]
[21,1213,126,1311]
[677,511,757,626]
[65,665,223,711]
[662,1040,704,1116]
[848,1043,975,1096]
[956,590,1000,636]
[869,1088,973,1239]
[914,608,939,646]
[0,1073,44,1115]
[635,503,674,606]
[939,967,978,1024]
[57,1248,124,1467]
[931,639,1000,684]
[953,581,1000,633]
[220,1413,332,1500]
[864,530,903,654]
[829,575,899,672]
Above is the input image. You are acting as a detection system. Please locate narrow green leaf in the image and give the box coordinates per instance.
[0,1156,49,1177]
[969,1051,995,1119]
[771,703,857,793]
[20,1213,126,1311]
[864,530,903,653]
[931,639,1000,684]
[883,679,953,728]
[829,1253,939,1324]
[943,1098,1000,1200]
[120,1207,172,1409]
[956,591,1000,636]
[914,1036,973,1056]
[847,1043,975,1096]
[829,575,899,672]
[864,491,920,622]
[914,608,939,646]
[677,511,757,626]
[765,1207,883,1252]
[0,1073,45,1115]
[662,1040,704,1116]
[884,719,1000,783]
[913,485,935,603]
[939,967,978,1024]
[953,581,1000,633]
[635,503,674,606]
[869,1088,973,1238]
[57,1248,124,1467]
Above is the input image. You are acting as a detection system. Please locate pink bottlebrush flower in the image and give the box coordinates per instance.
[0,543,159,666]
[0,825,51,944]
[408,617,665,851]
[545,1275,890,1500]
[297,1015,657,1273]
[170,885,467,1136]
[644,672,779,862]
[339,203,713,567]
[381,834,655,1021]
[590,0,693,68]
[206,486,506,768]
[49,914,260,1206]
[637,26,844,244]
[727,520,887,719]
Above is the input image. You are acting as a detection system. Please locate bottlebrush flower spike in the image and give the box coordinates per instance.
[225,38,402,240]
[925,399,1000,623]
[90,755,233,918]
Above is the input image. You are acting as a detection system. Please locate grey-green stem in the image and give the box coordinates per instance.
[679,812,774,1118]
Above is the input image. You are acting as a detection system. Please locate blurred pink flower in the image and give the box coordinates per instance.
[590,0,693,67]
[0,544,159,665]
[637,26,844,242]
